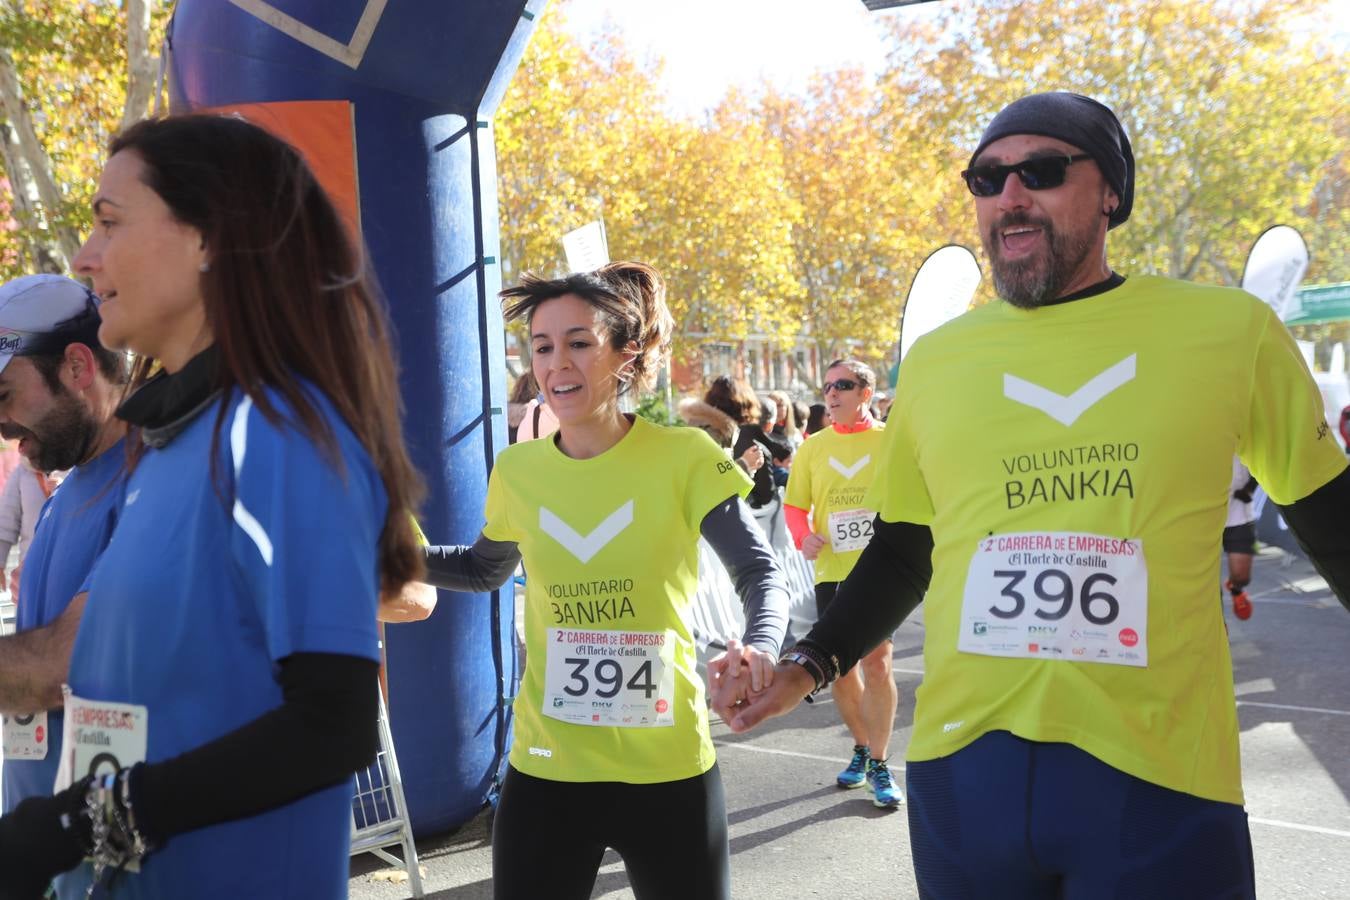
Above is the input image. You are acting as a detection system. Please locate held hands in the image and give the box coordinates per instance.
[707,638,776,702]
[709,659,814,734]
[800,533,827,561]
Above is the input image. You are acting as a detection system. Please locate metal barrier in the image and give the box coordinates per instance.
[351,690,424,898]
[691,496,817,650]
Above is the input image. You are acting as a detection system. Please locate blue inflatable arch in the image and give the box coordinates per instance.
[167,0,546,832]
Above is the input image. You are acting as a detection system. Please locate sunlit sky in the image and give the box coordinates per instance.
[560,0,1349,117]
[560,0,924,115]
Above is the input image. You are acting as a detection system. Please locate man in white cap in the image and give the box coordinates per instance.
[715,92,1348,898]
[0,274,129,816]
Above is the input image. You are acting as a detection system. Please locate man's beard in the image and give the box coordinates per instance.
[0,388,98,472]
[985,213,1097,309]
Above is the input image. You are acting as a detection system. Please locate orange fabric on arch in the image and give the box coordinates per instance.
[205,100,361,238]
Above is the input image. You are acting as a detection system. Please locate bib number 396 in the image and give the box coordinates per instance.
[544,629,676,727]
[959,531,1148,667]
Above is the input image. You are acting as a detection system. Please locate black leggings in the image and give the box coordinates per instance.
[492,764,730,900]
[814,580,840,619]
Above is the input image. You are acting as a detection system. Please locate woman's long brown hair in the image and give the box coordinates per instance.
[111,114,424,591]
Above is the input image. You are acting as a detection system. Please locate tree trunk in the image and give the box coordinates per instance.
[121,0,156,128]
[0,47,78,271]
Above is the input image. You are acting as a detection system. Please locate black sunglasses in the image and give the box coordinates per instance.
[822,379,861,394]
[960,154,1093,198]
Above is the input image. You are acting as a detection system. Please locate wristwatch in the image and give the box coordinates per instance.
[778,651,825,693]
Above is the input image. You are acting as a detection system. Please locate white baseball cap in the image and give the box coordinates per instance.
[0,274,102,375]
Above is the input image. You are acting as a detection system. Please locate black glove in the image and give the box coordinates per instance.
[0,776,92,899]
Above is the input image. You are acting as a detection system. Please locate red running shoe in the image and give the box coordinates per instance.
[1227,582,1253,620]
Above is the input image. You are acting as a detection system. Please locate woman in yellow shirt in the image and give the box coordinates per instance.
[422,262,788,900]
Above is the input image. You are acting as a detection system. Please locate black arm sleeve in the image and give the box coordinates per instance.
[1275,466,1350,611]
[800,517,934,676]
[422,534,522,593]
[132,652,379,845]
[699,496,790,655]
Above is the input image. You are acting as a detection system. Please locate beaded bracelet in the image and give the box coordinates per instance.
[778,640,840,694]
[116,769,153,858]
[78,769,154,898]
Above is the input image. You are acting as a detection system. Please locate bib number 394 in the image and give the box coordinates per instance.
[543,629,677,727]
[959,531,1148,667]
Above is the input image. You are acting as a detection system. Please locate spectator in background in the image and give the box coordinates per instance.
[704,376,789,509]
[0,459,62,598]
[805,403,828,436]
[516,380,560,443]
[874,392,894,422]
[0,440,20,495]
[792,400,811,445]
[506,373,537,444]
[678,395,766,477]
[759,396,792,488]
[1223,458,1259,620]
[769,390,800,447]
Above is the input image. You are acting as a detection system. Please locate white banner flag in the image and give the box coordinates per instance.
[562,220,610,273]
[1240,225,1308,321]
[899,244,982,362]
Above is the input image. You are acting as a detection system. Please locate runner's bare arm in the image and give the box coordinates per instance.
[422,534,521,593]
[1277,466,1350,610]
[0,592,85,715]
[378,579,438,622]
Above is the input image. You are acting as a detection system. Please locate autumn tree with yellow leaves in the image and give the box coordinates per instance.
[0,0,1344,376]
[0,0,164,274]
[495,11,804,368]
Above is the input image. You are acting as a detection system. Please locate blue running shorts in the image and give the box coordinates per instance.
[905,730,1255,899]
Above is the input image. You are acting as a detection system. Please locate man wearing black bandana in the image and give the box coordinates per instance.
[0,275,130,822]
[717,92,1348,899]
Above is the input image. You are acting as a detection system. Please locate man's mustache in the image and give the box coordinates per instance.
[0,424,32,442]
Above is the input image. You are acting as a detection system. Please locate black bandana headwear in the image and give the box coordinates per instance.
[970,92,1134,230]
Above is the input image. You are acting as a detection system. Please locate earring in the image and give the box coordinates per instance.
[199,262,211,273]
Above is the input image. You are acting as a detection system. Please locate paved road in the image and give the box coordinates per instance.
[350,546,1350,898]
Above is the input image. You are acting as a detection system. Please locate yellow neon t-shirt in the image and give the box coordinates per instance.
[867,275,1347,805]
[484,415,753,783]
[784,424,887,584]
